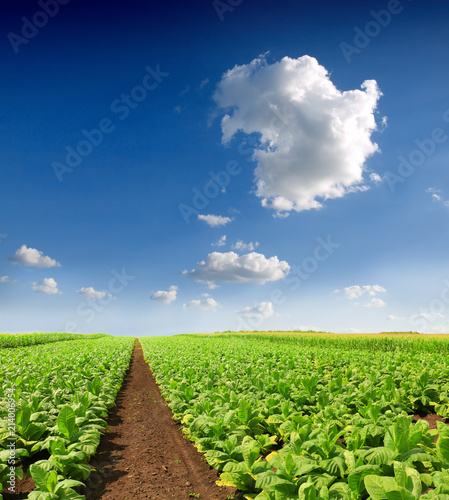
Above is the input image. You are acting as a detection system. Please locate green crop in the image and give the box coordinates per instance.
[0,336,133,499]
[0,332,108,349]
[141,333,449,500]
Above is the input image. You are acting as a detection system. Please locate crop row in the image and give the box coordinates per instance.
[141,334,449,500]
[0,336,134,499]
[242,332,449,354]
[0,332,108,349]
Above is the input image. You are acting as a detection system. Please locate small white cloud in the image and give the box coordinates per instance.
[349,328,361,333]
[237,301,274,321]
[8,245,61,268]
[369,173,382,183]
[180,85,190,95]
[200,78,209,89]
[76,287,116,301]
[184,251,290,286]
[387,314,406,320]
[151,285,178,304]
[336,284,386,307]
[198,214,233,227]
[232,240,259,252]
[411,311,445,321]
[214,54,382,216]
[32,278,61,295]
[427,187,449,207]
[340,285,386,300]
[0,276,15,283]
[183,297,219,311]
[212,235,227,247]
[364,298,386,308]
[174,105,181,114]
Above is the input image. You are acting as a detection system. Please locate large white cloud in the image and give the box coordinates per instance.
[184,251,290,286]
[198,214,232,227]
[237,301,274,321]
[151,285,178,304]
[214,55,382,216]
[8,245,61,268]
[32,278,61,295]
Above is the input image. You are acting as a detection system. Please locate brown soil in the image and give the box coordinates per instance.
[413,413,447,430]
[82,339,236,500]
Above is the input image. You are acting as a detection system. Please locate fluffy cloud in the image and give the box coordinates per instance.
[0,276,13,283]
[337,285,386,300]
[237,301,274,321]
[77,287,116,301]
[183,296,219,311]
[184,251,290,286]
[212,235,227,247]
[214,55,382,216]
[198,214,232,227]
[151,285,178,304]
[232,240,259,252]
[335,284,386,308]
[364,298,386,308]
[8,245,61,268]
[32,278,61,295]
[410,311,445,321]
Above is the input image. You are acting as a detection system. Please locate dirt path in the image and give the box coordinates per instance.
[83,339,236,500]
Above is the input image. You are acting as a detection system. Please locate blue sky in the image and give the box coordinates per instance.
[1,0,449,336]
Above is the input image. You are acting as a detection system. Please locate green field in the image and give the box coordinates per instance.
[1,331,449,499]
[0,333,133,499]
[140,333,449,500]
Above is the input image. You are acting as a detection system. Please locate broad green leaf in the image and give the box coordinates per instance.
[242,436,260,469]
[29,464,49,492]
[437,421,449,464]
[348,464,381,494]
[46,470,58,493]
[57,407,76,440]
[298,482,317,500]
[364,475,392,500]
